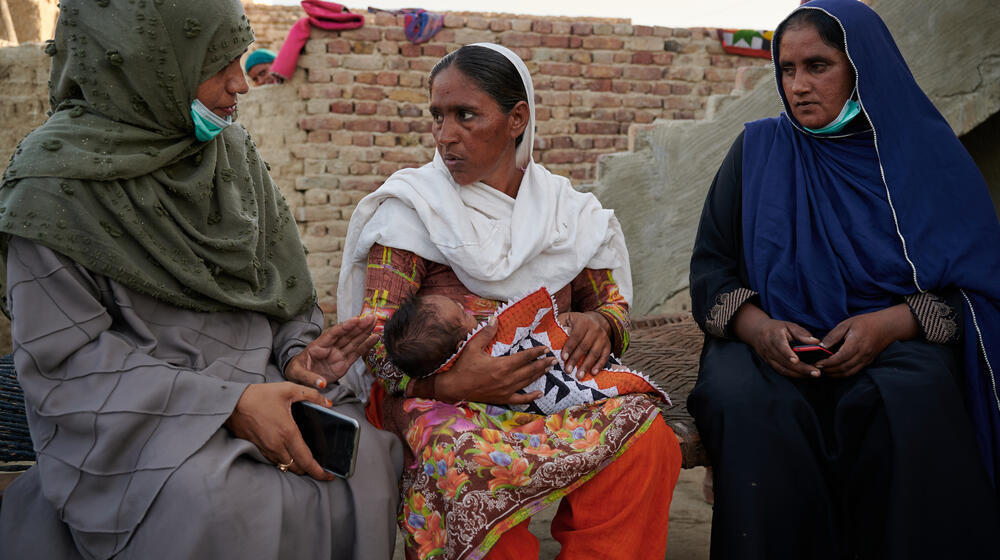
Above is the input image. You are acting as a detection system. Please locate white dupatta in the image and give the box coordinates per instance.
[337,43,632,400]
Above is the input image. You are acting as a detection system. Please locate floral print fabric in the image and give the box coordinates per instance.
[361,244,659,559]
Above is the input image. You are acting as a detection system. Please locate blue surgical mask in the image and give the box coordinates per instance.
[803,94,861,134]
[190,99,232,142]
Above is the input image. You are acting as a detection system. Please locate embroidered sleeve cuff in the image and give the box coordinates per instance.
[705,287,758,338]
[597,305,630,355]
[905,292,960,344]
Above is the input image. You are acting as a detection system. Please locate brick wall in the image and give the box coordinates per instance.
[0,4,771,324]
[239,3,770,314]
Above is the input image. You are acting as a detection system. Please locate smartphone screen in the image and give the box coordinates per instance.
[291,401,360,478]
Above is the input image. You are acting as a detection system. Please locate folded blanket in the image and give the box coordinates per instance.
[271,0,364,81]
[434,287,670,415]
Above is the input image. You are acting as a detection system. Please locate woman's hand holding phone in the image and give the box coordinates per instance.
[815,304,919,377]
[731,302,823,378]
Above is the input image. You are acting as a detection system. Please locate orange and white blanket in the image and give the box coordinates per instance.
[435,287,669,415]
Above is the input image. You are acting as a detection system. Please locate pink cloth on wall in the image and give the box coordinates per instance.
[270,0,364,80]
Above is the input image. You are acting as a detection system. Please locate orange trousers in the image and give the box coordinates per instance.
[484,415,682,560]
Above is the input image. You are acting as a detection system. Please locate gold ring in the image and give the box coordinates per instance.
[277,459,294,472]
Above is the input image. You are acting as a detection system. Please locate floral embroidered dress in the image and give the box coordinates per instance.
[362,243,660,560]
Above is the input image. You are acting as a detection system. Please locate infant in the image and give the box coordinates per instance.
[382,289,668,415]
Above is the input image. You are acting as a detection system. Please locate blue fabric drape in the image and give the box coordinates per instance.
[742,0,1000,484]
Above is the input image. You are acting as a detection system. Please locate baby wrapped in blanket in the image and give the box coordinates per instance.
[382,287,669,415]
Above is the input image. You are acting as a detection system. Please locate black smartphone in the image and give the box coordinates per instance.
[291,401,360,478]
[791,344,834,364]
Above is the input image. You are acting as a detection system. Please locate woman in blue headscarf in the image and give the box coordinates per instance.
[688,0,1000,558]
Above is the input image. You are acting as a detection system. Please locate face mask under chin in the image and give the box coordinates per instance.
[190,99,232,142]
[803,94,861,135]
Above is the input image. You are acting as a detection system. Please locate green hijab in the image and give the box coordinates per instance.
[0,0,315,320]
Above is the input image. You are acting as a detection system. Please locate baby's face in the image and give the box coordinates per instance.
[423,295,479,336]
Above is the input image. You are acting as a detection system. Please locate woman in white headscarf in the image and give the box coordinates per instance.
[325,44,682,559]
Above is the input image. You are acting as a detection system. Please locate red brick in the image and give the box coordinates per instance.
[612,82,631,94]
[351,86,386,100]
[307,131,330,142]
[341,179,383,192]
[581,36,623,49]
[307,69,332,82]
[541,35,570,48]
[569,36,583,48]
[571,23,593,35]
[349,161,372,174]
[434,30,455,42]
[399,104,423,118]
[674,111,697,120]
[327,39,351,54]
[352,27,382,41]
[532,20,553,33]
[501,32,542,48]
[549,78,571,91]
[593,137,616,149]
[623,66,664,80]
[410,121,432,133]
[390,121,410,133]
[634,110,656,124]
[354,101,378,115]
[543,149,584,164]
[623,95,663,108]
[351,134,373,147]
[384,28,407,42]
[489,20,511,32]
[377,162,408,176]
[584,65,621,79]
[535,107,551,121]
[400,44,421,57]
[652,52,675,65]
[634,25,653,36]
[576,121,619,135]
[573,136,594,149]
[631,51,654,65]
[588,79,612,92]
[383,150,424,163]
[590,94,622,107]
[350,42,375,55]
[539,62,581,77]
[330,100,354,113]
[409,59,435,71]
[332,71,353,85]
[345,119,390,132]
[510,47,533,61]
[355,72,376,84]
[711,55,736,68]
[549,136,573,149]
[300,116,343,130]
[374,135,397,147]
[631,82,653,94]
[422,44,447,57]
[375,72,399,86]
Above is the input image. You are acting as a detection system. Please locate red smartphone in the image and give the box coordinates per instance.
[791,344,833,364]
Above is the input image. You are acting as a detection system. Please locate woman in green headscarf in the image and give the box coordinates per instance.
[0,1,402,558]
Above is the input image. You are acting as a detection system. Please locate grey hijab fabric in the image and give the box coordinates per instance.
[0,0,315,320]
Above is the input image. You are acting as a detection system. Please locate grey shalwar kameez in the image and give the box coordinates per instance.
[0,0,402,558]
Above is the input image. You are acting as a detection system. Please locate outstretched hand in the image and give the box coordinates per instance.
[285,315,379,390]
[226,382,334,481]
[429,317,556,405]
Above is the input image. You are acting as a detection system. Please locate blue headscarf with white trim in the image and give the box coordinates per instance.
[741,0,1000,484]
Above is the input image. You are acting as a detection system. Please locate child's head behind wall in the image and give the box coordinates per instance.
[383,295,478,379]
